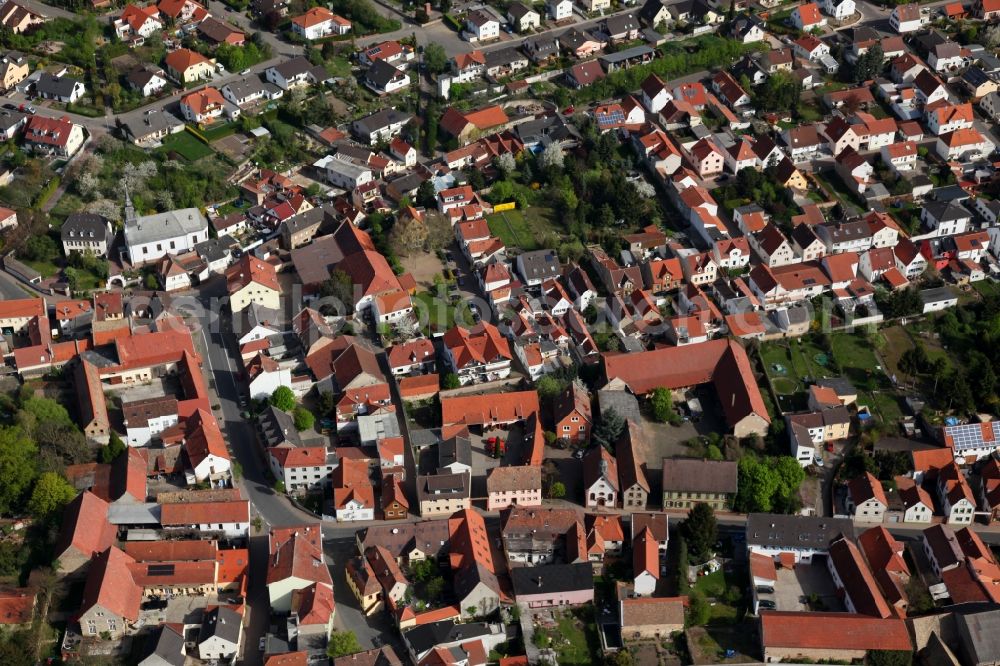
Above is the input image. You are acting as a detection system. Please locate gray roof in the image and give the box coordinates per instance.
[259,405,304,447]
[485,47,527,69]
[126,67,163,90]
[512,562,593,596]
[518,249,561,281]
[508,1,536,19]
[920,286,959,305]
[366,59,404,88]
[194,235,236,264]
[0,108,25,132]
[198,606,242,647]
[61,212,109,243]
[438,435,472,470]
[122,110,184,140]
[107,502,161,525]
[417,471,470,500]
[138,625,186,666]
[36,72,82,98]
[924,200,971,223]
[358,410,401,443]
[125,207,208,246]
[957,609,1000,664]
[815,377,857,397]
[270,55,321,79]
[597,389,641,424]
[353,107,412,135]
[745,513,855,550]
[403,620,495,657]
[600,44,654,65]
[222,75,278,101]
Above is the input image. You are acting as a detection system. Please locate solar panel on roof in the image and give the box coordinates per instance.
[147,563,176,576]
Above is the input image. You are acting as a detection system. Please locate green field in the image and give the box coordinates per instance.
[539,609,601,666]
[761,332,904,424]
[412,290,475,334]
[486,207,558,251]
[159,131,213,161]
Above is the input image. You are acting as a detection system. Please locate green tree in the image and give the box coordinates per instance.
[0,628,34,666]
[592,407,625,451]
[867,651,912,666]
[423,43,448,74]
[548,481,566,499]
[852,43,884,82]
[327,630,362,659]
[649,387,677,423]
[27,472,77,520]
[0,427,37,515]
[99,431,127,464]
[425,575,445,600]
[318,269,355,315]
[536,375,564,404]
[410,559,436,581]
[317,391,335,416]
[36,422,90,472]
[20,397,72,428]
[687,589,711,626]
[441,373,460,390]
[679,503,718,563]
[607,649,633,666]
[676,538,690,594]
[270,386,296,412]
[293,406,315,432]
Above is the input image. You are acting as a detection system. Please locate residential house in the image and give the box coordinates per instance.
[662,458,737,510]
[584,446,618,508]
[791,2,826,30]
[847,472,888,524]
[291,6,350,39]
[164,48,213,83]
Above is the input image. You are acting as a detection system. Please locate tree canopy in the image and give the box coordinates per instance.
[0,427,38,516]
[27,472,77,521]
[293,406,315,432]
[327,630,362,659]
[679,503,718,563]
[270,386,296,412]
[592,407,625,451]
[734,455,805,514]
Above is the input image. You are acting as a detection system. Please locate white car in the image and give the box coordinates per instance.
[813,455,824,467]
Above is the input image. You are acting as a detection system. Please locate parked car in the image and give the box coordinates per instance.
[756,586,774,594]
[813,455,824,467]
[758,600,776,610]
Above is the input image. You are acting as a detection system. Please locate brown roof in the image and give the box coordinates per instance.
[584,446,619,492]
[267,524,332,587]
[620,596,685,628]
[828,537,891,618]
[633,527,658,578]
[227,253,280,293]
[122,396,178,428]
[487,465,542,494]
[847,472,888,508]
[662,458,737,494]
[750,552,777,582]
[616,420,649,493]
[551,382,592,426]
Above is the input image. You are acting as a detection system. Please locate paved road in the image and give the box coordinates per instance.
[193,278,314,528]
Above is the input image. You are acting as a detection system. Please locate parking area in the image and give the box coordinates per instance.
[104,375,181,401]
[770,558,843,613]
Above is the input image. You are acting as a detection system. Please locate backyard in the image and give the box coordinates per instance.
[687,566,756,663]
[486,207,559,251]
[534,608,601,666]
[158,131,214,161]
[412,289,474,335]
[759,330,904,425]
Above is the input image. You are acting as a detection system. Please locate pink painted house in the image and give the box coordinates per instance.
[486,466,542,511]
[511,563,595,608]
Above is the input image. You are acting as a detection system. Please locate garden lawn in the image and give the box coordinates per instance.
[22,258,58,279]
[694,569,742,623]
[159,131,213,161]
[828,331,903,425]
[412,290,475,335]
[486,207,558,251]
[551,610,601,666]
[201,122,238,142]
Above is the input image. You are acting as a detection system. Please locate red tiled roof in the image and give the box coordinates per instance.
[760,611,911,651]
[165,47,209,73]
[56,491,115,562]
[602,339,769,428]
[0,588,33,625]
[160,499,249,525]
[80,547,142,622]
[227,253,280,293]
